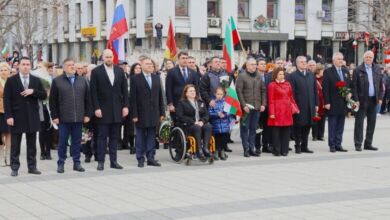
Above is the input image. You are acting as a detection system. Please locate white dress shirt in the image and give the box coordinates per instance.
[19,73,30,89]
[104,64,115,86]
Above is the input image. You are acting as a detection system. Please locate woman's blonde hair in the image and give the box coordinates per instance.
[0,62,11,72]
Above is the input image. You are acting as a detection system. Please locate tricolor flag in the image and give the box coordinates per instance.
[223,21,235,73]
[224,81,242,117]
[107,0,128,64]
[164,18,177,60]
[230,16,241,47]
[1,44,9,59]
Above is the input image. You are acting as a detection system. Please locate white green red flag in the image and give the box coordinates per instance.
[224,81,242,117]
[230,16,241,47]
[223,21,234,73]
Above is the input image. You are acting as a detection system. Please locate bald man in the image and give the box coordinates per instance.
[90,49,129,170]
[352,50,384,151]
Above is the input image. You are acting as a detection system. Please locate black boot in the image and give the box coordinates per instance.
[295,145,302,154]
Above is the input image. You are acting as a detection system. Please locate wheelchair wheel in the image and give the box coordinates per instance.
[169,127,187,163]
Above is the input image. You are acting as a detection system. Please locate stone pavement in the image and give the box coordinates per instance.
[0,116,390,220]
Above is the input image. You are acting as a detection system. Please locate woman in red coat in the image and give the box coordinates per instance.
[268,67,299,156]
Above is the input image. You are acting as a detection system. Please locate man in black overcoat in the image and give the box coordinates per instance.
[322,52,351,153]
[288,56,318,154]
[90,49,129,171]
[3,57,47,176]
[352,50,384,151]
[131,57,165,168]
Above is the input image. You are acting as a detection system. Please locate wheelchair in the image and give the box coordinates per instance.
[159,118,216,166]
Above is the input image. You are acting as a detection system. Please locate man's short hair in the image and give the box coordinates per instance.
[19,57,30,63]
[210,56,220,63]
[177,51,189,59]
[63,57,75,65]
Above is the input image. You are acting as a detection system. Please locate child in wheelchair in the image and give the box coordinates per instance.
[208,87,234,161]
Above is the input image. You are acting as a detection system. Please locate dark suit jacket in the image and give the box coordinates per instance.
[352,63,384,107]
[176,99,209,129]
[166,66,198,107]
[90,64,129,124]
[130,73,164,128]
[3,73,47,133]
[322,65,352,116]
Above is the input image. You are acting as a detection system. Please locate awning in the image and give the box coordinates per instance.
[240,32,289,41]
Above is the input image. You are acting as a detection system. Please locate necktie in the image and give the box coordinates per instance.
[146,75,152,89]
[69,76,75,85]
[23,76,28,89]
[338,68,344,81]
[182,68,188,81]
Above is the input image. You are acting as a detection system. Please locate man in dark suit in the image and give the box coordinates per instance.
[3,57,47,176]
[90,49,129,171]
[131,57,165,168]
[166,51,198,122]
[288,56,319,154]
[322,52,350,153]
[352,50,384,151]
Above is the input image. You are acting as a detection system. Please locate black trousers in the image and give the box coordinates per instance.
[255,110,272,149]
[354,98,377,148]
[187,123,212,152]
[272,126,291,155]
[294,124,311,150]
[39,105,53,157]
[311,115,326,139]
[83,119,97,159]
[96,123,121,163]
[214,133,229,152]
[122,117,135,147]
[11,132,37,171]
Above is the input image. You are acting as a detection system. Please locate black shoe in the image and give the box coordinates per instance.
[85,157,91,163]
[110,162,123,169]
[255,148,261,155]
[28,169,42,175]
[355,146,362,151]
[336,147,348,152]
[272,152,280,156]
[318,138,325,141]
[224,146,233,152]
[130,147,136,155]
[40,155,45,160]
[138,161,144,168]
[312,137,317,141]
[330,147,336,153]
[364,146,378,151]
[244,149,250,157]
[288,147,293,151]
[73,164,85,172]
[97,162,104,171]
[122,143,130,150]
[295,146,301,154]
[281,153,288,156]
[262,146,271,153]
[11,170,18,177]
[202,147,211,157]
[147,160,161,167]
[45,155,52,160]
[163,143,169,149]
[249,148,260,157]
[57,164,65,173]
[301,148,314,153]
[219,150,227,161]
[213,153,219,161]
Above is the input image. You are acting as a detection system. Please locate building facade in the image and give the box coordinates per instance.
[32,0,377,65]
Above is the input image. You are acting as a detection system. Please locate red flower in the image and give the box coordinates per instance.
[312,116,322,122]
[336,81,346,88]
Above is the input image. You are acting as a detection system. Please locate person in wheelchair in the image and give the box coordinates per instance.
[176,84,212,162]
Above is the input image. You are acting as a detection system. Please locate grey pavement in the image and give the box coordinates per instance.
[0,116,390,219]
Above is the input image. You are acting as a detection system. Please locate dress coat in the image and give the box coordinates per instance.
[176,99,209,129]
[130,73,164,128]
[322,66,352,116]
[90,64,129,124]
[288,70,319,126]
[165,66,198,107]
[267,81,298,127]
[3,73,47,133]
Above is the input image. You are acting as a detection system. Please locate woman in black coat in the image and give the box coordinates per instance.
[176,84,212,161]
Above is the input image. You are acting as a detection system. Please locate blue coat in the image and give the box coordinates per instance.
[208,99,233,134]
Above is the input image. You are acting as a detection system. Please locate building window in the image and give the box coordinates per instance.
[295,0,305,21]
[176,0,188,16]
[146,0,153,17]
[207,0,219,17]
[238,0,249,18]
[267,0,278,19]
[75,3,81,26]
[100,0,106,23]
[43,9,48,28]
[63,5,69,32]
[87,1,93,25]
[132,0,136,18]
[322,0,332,22]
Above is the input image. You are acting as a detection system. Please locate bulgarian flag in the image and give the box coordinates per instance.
[230,16,241,47]
[224,81,242,117]
[1,44,9,59]
[164,18,177,60]
[223,21,235,73]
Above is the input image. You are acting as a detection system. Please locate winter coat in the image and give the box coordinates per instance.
[208,98,233,134]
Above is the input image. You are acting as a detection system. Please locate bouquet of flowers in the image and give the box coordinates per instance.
[240,104,255,127]
[312,113,322,122]
[159,115,173,143]
[336,81,359,112]
[219,76,230,89]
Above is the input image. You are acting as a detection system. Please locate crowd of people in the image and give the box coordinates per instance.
[0,48,388,177]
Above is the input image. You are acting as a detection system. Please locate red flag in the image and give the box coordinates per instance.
[164,18,177,60]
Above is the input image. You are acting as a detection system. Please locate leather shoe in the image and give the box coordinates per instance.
[355,146,362,151]
[336,147,348,152]
[97,162,104,171]
[46,155,52,160]
[110,162,123,169]
[130,147,136,155]
[244,149,250,157]
[224,146,233,152]
[57,164,65,173]
[147,160,161,167]
[249,148,260,157]
[28,169,41,175]
[364,146,378,151]
[11,170,18,177]
[73,164,85,172]
[85,157,91,163]
[330,147,336,153]
[40,155,45,160]
[138,161,144,168]
[301,148,314,153]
